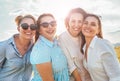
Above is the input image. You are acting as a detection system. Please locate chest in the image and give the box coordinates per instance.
[5,45,31,69]
[85,48,104,72]
[48,47,67,71]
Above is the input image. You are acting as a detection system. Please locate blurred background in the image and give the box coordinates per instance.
[0,0,120,44]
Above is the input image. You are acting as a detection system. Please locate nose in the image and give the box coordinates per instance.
[85,24,90,29]
[74,22,80,28]
[48,24,53,28]
[27,26,32,30]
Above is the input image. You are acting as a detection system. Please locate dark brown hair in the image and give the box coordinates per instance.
[35,13,55,42]
[80,13,103,54]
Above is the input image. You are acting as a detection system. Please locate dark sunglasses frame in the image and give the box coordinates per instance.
[20,23,37,30]
[40,21,57,28]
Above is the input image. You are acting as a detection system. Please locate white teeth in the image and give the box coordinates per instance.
[74,29,78,31]
[48,31,53,34]
[84,29,90,32]
[26,33,31,35]
[74,28,79,31]
[48,30,54,33]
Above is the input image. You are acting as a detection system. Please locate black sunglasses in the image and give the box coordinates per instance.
[20,23,37,30]
[40,21,57,28]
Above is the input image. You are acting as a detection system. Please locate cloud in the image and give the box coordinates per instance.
[0,0,120,43]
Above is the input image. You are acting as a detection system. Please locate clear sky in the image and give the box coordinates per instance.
[0,0,120,43]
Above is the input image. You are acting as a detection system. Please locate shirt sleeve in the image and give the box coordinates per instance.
[30,42,51,64]
[101,52,120,81]
[58,37,76,74]
[0,42,6,70]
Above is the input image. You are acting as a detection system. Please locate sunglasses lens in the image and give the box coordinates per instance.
[40,23,49,28]
[30,24,37,30]
[40,21,56,28]
[50,21,56,27]
[21,23,36,30]
[21,23,28,30]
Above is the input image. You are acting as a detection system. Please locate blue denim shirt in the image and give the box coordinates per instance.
[0,34,33,81]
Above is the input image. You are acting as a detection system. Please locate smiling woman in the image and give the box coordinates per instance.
[1,0,120,43]
[30,13,70,81]
[0,14,36,81]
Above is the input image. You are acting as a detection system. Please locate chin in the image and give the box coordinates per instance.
[26,37,33,40]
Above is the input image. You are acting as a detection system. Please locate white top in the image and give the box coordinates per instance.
[83,36,120,81]
[58,31,92,81]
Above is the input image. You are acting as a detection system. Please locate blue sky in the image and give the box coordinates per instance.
[0,0,120,43]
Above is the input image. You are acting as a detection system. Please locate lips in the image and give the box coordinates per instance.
[73,27,81,31]
[46,30,55,34]
[84,29,91,33]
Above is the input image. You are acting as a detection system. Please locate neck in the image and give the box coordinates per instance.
[85,37,93,47]
[16,35,31,47]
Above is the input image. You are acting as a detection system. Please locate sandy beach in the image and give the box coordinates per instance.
[114,46,120,62]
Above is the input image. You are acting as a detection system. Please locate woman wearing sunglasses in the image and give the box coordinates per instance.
[30,13,69,81]
[0,15,36,81]
[58,8,92,81]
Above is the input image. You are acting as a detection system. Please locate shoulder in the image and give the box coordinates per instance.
[0,37,12,55]
[58,31,67,45]
[32,39,47,53]
[58,31,67,39]
[58,31,72,43]
[96,38,113,48]
[0,38,12,48]
[30,39,51,64]
[96,38,115,55]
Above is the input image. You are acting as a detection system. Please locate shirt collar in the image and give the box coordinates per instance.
[39,35,57,47]
[89,36,98,48]
[83,36,98,52]
[8,34,33,50]
[7,34,16,45]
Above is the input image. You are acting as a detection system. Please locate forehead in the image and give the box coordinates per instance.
[85,16,98,23]
[70,13,84,20]
[21,18,34,24]
[41,16,55,23]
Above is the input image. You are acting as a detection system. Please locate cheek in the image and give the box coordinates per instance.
[33,31,36,34]
[79,23,83,27]
[69,23,74,27]
[94,27,99,34]
[97,28,100,34]
[68,21,73,27]
[54,27,57,31]
[39,28,43,33]
[39,28,46,35]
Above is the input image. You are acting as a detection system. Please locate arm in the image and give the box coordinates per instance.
[58,38,76,74]
[36,62,54,81]
[72,69,82,81]
[101,52,120,81]
[30,40,54,81]
[58,37,82,81]
[0,42,6,70]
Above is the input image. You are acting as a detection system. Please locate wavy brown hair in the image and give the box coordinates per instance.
[80,13,103,54]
